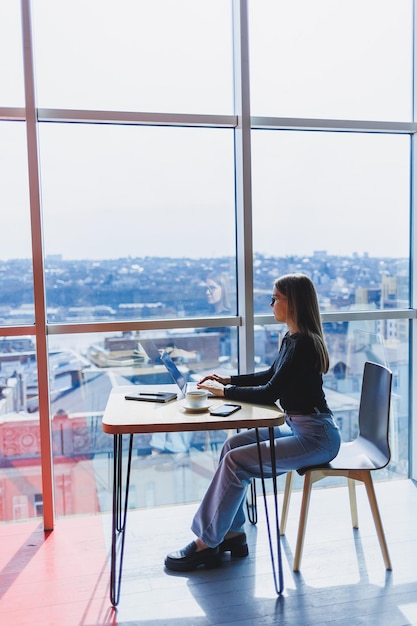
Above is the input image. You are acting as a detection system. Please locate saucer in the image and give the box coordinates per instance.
[181,402,213,413]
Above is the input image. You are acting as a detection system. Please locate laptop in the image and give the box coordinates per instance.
[160,349,215,399]
[159,350,196,398]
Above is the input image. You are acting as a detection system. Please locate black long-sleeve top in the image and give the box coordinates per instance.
[224,332,330,413]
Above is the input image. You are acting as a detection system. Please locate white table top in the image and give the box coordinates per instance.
[102,385,285,435]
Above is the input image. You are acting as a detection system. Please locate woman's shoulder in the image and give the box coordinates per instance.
[287,332,316,350]
[288,331,312,343]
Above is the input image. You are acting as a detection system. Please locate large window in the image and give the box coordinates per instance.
[32,0,234,114]
[0,1,414,523]
[38,124,237,321]
[248,0,413,121]
[0,123,34,326]
[251,131,410,313]
[0,1,24,106]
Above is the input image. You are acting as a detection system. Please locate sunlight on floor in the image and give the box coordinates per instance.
[399,603,417,624]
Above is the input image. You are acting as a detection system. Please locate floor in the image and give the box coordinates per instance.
[0,479,416,626]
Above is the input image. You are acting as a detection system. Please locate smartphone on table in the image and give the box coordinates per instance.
[210,403,241,417]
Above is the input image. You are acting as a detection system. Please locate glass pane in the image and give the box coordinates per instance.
[32,0,233,114]
[251,131,410,314]
[0,336,41,522]
[0,1,24,106]
[249,0,413,121]
[47,329,238,516]
[258,319,409,490]
[39,123,237,322]
[0,122,34,326]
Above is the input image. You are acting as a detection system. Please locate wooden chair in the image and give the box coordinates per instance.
[280,361,393,571]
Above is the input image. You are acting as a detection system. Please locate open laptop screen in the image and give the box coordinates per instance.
[159,350,188,397]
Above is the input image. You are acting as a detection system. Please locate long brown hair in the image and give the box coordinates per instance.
[275,274,329,374]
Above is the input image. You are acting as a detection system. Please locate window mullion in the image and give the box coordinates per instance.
[21,0,55,530]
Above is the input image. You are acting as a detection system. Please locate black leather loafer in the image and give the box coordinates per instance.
[219,533,249,558]
[165,541,222,572]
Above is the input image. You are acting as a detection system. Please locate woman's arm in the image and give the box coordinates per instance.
[197,372,231,397]
[224,336,313,405]
[197,363,276,398]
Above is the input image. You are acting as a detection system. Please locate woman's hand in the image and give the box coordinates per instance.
[197,380,225,396]
[198,373,231,386]
[197,373,231,397]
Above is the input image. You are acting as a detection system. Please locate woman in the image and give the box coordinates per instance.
[164,273,341,572]
[203,272,233,362]
[205,272,231,315]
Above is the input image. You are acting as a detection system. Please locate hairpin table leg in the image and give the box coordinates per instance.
[110,433,133,607]
[255,427,284,595]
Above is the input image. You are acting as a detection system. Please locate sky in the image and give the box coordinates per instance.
[0,0,413,261]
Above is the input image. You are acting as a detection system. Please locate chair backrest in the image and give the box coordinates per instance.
[357,361,392,464]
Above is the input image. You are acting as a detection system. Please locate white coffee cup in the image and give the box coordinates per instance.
[186,389,208,408]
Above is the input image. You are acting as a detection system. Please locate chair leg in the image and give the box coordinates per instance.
[348,477,359,528]
[362,473,392,570]
[246,479,258,525]
[280,471,294,535]
[293,471,314,572]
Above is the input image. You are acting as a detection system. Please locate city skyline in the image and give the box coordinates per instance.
[0,251,409,328]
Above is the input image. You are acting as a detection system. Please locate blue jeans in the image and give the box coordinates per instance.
[191,412,341,548]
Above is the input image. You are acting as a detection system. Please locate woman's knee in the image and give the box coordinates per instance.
[220,436,233,457]
[222,431,244,454]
